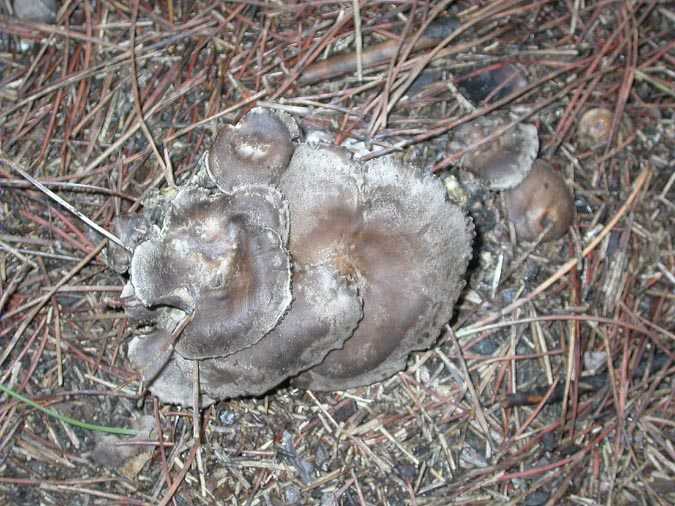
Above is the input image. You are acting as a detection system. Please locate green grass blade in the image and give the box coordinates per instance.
[0,383,138,436]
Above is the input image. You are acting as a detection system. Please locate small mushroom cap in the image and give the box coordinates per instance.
[198,263,363,399]
[281,146,473,391]
[504,160,575,242]
[576,108,614,149]
[129,185,292,359]
[450,115,539,190]
[207,108,297,193]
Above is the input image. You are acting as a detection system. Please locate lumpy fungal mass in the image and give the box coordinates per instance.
[114,107,474,406]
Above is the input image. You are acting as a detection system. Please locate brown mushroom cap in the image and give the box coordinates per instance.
[504,160,575,242]
[128,256,362,405]
[280,145,474,391]
[129,185,292,359]
[450,115,539,190]
[576,107,614,149]
[207,108,297,193]
[196,263,363,399]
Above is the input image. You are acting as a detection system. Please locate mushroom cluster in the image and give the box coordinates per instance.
[450,114,575,242]
[115,107,473,406]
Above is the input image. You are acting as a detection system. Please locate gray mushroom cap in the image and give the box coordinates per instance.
[129,184,292,359]
[197,263,363,399]
[450,114,539,190]
[281,145,474,391]
[128,260,362,406]
[127,329,215,407]
[207,108,298,192]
